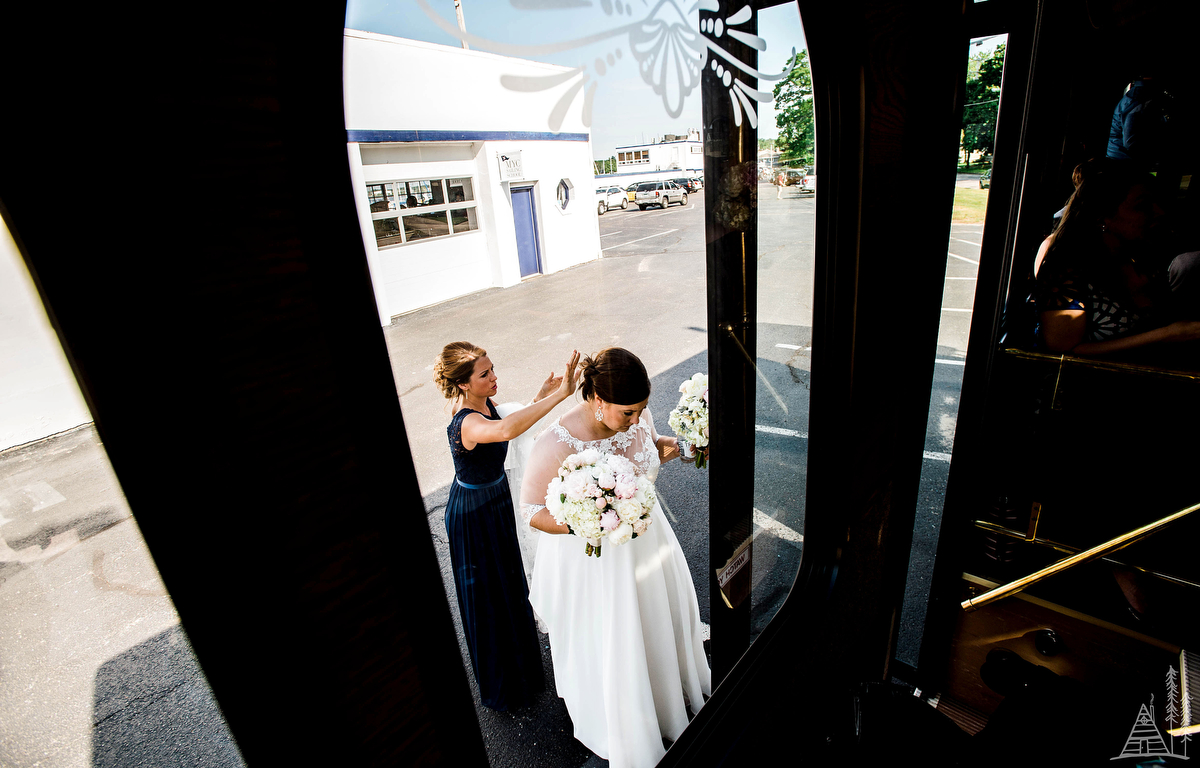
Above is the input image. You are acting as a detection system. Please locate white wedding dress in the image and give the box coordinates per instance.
[520,409,711,768]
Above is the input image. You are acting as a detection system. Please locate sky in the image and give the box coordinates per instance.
[344,0,807,160]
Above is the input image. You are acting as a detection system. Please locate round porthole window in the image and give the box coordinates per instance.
[556,178,572,210]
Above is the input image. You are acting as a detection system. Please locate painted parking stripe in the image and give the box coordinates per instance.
[602,229,679,251]
[948,252,980,266]
[935,358,966,366]
[599,230,623,237]
[753,508,804,547]
[942,307,973,313]
[755,423,951,462]
[755,424,807,439]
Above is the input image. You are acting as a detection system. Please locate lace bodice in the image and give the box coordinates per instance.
[520,409,661,523]
[547,420,660,478]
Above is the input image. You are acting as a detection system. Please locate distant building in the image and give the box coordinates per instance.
[615,130,704,173]
[344,30,602,323]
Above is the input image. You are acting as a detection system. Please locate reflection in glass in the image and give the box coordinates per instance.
[448,177,474,203]
[405,179,445,207]
[450,207,478,233]
[404,211,449,241]
[373,217,403,247]
[368,182,395,212]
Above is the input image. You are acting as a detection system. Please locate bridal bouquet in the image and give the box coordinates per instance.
[669,372,709,468]
[545,449,656,558]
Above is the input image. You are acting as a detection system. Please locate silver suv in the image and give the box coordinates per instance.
[634,180,688,210]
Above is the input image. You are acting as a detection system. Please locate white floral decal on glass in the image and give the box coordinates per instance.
[415,0,796,131]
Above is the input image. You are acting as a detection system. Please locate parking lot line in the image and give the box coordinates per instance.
[753,423,953,464]
[601,228,679,251]
[599,230,623,237]
[947,252,980,265]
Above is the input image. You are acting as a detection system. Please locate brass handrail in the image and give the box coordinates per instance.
[1001,347,1200,381]
[972,519,1200,591]
[962,500,1200,612]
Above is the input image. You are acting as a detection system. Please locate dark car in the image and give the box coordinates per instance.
[671,177,703,193]
[979,169,991,189]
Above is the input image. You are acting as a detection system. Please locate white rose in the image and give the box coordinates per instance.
[607,521,634,546]
[615,498,641,523]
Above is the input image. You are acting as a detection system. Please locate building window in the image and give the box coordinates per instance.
[367,177,478,248]
[617,150,651,166]
[556,179,572,210]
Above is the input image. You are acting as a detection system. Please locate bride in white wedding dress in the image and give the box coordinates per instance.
[519,348,711,768]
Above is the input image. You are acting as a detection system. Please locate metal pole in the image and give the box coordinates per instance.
[454,0,469,50]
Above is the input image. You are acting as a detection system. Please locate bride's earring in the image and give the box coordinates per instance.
[595,404,603,422]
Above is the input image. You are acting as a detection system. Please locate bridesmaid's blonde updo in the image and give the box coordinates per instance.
[434,341,487,400]
[579,348,651,405]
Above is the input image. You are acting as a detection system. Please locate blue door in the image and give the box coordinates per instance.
[511,186,541,278]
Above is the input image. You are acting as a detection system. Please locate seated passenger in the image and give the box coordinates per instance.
[1032,159,1200,357]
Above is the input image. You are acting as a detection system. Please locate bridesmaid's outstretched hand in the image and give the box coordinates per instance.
[557,350,581,398]
[533,370,562,403]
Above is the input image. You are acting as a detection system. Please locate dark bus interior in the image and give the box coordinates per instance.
[2,0,1196,765]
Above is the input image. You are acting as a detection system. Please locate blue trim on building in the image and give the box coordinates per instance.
[347,129,589,143]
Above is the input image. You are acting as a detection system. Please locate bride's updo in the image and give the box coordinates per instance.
[579,348,651,404]
[434,341,486,400]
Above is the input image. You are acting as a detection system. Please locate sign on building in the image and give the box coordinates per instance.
[498,151,524,181]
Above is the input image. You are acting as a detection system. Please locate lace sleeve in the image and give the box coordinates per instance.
[521,503,545,524]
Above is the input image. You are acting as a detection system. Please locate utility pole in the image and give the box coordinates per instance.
[454,1,469,50]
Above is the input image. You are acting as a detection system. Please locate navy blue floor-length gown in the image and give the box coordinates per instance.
[445,401,545,710]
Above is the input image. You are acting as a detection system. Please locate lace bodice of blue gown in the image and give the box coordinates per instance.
[448,400,508,484]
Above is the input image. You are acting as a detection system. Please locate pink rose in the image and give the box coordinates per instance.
[595,496,607,510]
[600,510,620,531]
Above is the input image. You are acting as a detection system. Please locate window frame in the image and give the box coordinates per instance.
[367,176,480,249]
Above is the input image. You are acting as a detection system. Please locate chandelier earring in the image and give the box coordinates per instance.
[595,403,604,422]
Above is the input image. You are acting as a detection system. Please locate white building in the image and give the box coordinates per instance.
[344,30,603,323]
[614,130,704,174]
[0,31,604,452]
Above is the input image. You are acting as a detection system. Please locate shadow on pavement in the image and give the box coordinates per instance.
[92,625,245,768]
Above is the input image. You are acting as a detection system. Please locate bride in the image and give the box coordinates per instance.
[519,348,711,768]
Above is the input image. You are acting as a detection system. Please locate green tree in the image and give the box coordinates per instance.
[757,138,776,151]
[961,44,1005,164]
[593,155,618,174]
[772,50,815,168]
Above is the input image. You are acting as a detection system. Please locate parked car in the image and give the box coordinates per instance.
[634,180,688,210]
[799,169,816,193]
[626,182,640,202]
[671,177,703,193]
[596,185,628,214]
[979,169,991,189]
[783,168,805,186]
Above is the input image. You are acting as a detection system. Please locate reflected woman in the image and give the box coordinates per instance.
[1034,159,1200,357]
[434,342,580,710]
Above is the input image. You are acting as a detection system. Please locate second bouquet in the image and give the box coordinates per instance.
[545,448,656,558]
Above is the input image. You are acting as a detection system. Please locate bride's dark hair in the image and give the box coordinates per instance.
[579,348,651,404]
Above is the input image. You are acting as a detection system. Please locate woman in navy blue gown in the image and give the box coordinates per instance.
[434,342,580,710]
